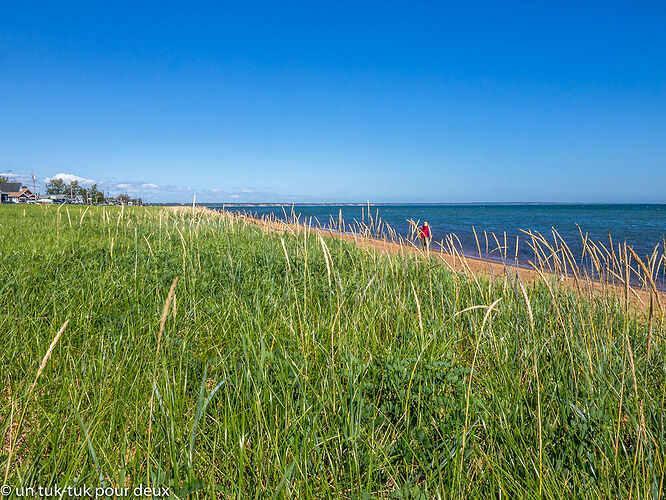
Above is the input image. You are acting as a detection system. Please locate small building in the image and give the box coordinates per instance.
[0,182,22,203]
[105,194,139,206]
[117,194,131,205]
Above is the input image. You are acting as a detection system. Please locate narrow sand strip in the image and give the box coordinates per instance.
[234,211,666,313]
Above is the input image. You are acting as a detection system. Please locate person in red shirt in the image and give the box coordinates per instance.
[419,221,432,249]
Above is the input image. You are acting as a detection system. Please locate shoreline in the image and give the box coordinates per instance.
[215,208,666,312]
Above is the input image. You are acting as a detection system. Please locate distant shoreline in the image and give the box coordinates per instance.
[195,206,666,310]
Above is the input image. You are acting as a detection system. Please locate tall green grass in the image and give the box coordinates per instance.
[0,205,664,498]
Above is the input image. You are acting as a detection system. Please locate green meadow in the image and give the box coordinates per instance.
[0,205,664,498]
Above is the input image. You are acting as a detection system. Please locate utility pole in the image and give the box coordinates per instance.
[32,171,36,201]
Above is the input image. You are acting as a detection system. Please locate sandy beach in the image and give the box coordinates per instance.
[231,209,666,312]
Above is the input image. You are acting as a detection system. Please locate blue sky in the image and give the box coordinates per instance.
[1,1,665,203]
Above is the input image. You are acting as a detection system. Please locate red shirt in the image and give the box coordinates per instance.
[419,226,431,238]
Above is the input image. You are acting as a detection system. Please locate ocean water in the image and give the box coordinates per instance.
[204,203,666,287]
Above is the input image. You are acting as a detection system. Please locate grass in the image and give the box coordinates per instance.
[0,204,664,498]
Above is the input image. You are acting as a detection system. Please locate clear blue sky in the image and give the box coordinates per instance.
[1,1,665,203]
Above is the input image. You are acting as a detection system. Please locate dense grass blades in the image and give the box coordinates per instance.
[0,205,664,498]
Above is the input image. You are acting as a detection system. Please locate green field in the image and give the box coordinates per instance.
[1,205,664,498]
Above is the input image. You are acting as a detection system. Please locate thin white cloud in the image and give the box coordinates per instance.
[1,172,33,185]
[44,173,96,186]
[4,168,306,203]
[192,186,311,204]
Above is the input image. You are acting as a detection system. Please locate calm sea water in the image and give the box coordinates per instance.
[204,204,666,286]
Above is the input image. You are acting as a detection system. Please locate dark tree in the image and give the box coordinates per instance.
[46,178,66,194]
[68,180,81,196]
[87,184,104,204]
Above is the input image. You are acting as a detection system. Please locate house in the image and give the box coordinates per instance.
[107,194,134,205]
[0,184,37,203]
[104,194,140,206]
[117,194,131,205]
[0,182,22,203]
[8,187,37,203]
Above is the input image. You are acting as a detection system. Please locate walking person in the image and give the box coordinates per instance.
[419,221,432,250]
